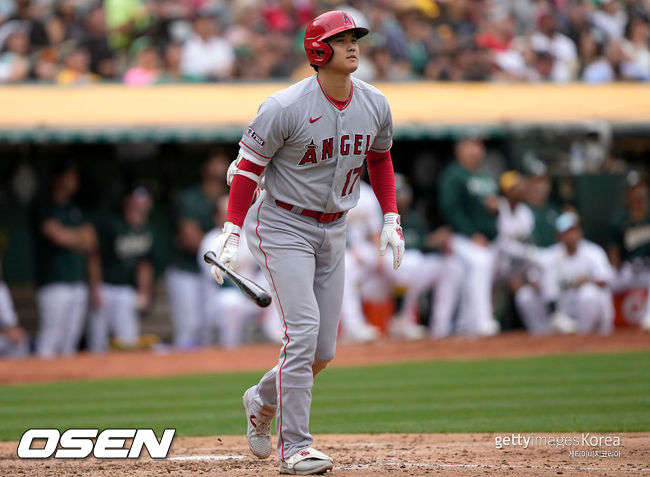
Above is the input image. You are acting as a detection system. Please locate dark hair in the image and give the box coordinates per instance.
[50,157,78,178]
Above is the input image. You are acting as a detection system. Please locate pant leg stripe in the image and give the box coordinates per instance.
[255,200,289,460]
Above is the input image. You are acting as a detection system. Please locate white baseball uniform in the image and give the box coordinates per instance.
[0,280,28,357]
[344,181,462,339]
[198,228,273,348]
[517,239,615,335]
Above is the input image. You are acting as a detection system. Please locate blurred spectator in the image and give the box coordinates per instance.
[160,41,184,82]
[32,160,97,358]
[32,46,58,82]
[528,49,557,81]
[87,186,154,353]
[592,0,628,41]
[4,0,50,52]
[105,0,150,51]
[477,14,528,81]
[180,12,234,81]
[0,0,647,83]
[529,12,578,82]
[582,38,646,82]
[166,150,229,349]
[47,0,86,47]
[563,0,593,47]
[123,37,162,85]
[56,43,98,85]
[622,17,650,79]
[81,5,117,79]
[438,135,500,336]
[576,28,601,77]
[0,23,29,82]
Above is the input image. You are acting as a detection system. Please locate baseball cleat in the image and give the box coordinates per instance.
[550,311,578,334]
[280,447,333,475]
[243,386,275,459]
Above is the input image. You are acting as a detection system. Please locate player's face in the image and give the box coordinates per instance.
[559,226,582,248]
[326,31,360,74]
[55,169,79,196]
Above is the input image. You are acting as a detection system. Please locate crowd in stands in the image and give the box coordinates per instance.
[0,0,649,84]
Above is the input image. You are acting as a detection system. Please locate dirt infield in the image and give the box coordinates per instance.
[1,329,648,384]
[1,432,648,476]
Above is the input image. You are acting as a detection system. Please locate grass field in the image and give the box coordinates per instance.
[0,351,648,442]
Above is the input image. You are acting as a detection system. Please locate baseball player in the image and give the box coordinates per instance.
[0,264,29,358]
[197,195,273,348]
[438,135,500,336]
[340,178,386,342]
[166,152,227,349]
[32,160,97,358]
[87,186,154,352]
[211,11,404,475]
[0,223,29,358]
[607,176,650,330]
[517,211,615,335]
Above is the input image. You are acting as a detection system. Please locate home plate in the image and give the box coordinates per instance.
[167,455,247,461]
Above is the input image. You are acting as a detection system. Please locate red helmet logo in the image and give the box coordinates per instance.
[304,11,369,67]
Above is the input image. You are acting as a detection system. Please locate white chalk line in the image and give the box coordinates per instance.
[167,454,247,462]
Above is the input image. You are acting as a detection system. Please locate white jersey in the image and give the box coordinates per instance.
[497,198,534,242]
[237,75,393,213]
[543,239,614,291]
[346,180,382,248]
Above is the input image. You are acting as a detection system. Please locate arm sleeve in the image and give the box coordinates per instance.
[366,150,397,215]
[225,159,266,227]
[438,171,477,236]
[591,245,614,284]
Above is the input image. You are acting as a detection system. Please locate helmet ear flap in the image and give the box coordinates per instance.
[307,39,333,66]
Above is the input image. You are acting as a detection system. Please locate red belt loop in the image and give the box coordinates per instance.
[275,200,344,223]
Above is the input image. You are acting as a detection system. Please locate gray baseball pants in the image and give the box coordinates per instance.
[244,193,346,460]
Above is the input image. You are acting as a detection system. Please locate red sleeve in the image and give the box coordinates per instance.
[366,150,398,215]
[225,159,265,227]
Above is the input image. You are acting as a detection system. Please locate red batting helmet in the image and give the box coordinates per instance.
[304,11,369,66]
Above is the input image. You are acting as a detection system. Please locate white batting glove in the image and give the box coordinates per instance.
[379,212,405,270]
[212,222,241,285]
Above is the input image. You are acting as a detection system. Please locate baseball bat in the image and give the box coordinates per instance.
[203,251,272,308]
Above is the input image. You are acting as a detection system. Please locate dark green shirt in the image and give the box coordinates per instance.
[33,199,87,287]
[98,213,154,286]
[438,162,498,240]
[609,210,650,262]
[170,185,215,272]
[402,209,429,252]
[530,204,560,248]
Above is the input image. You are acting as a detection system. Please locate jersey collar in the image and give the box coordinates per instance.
[316,75,353,111]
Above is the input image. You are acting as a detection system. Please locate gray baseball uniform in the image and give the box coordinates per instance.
[239,74,393,459]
